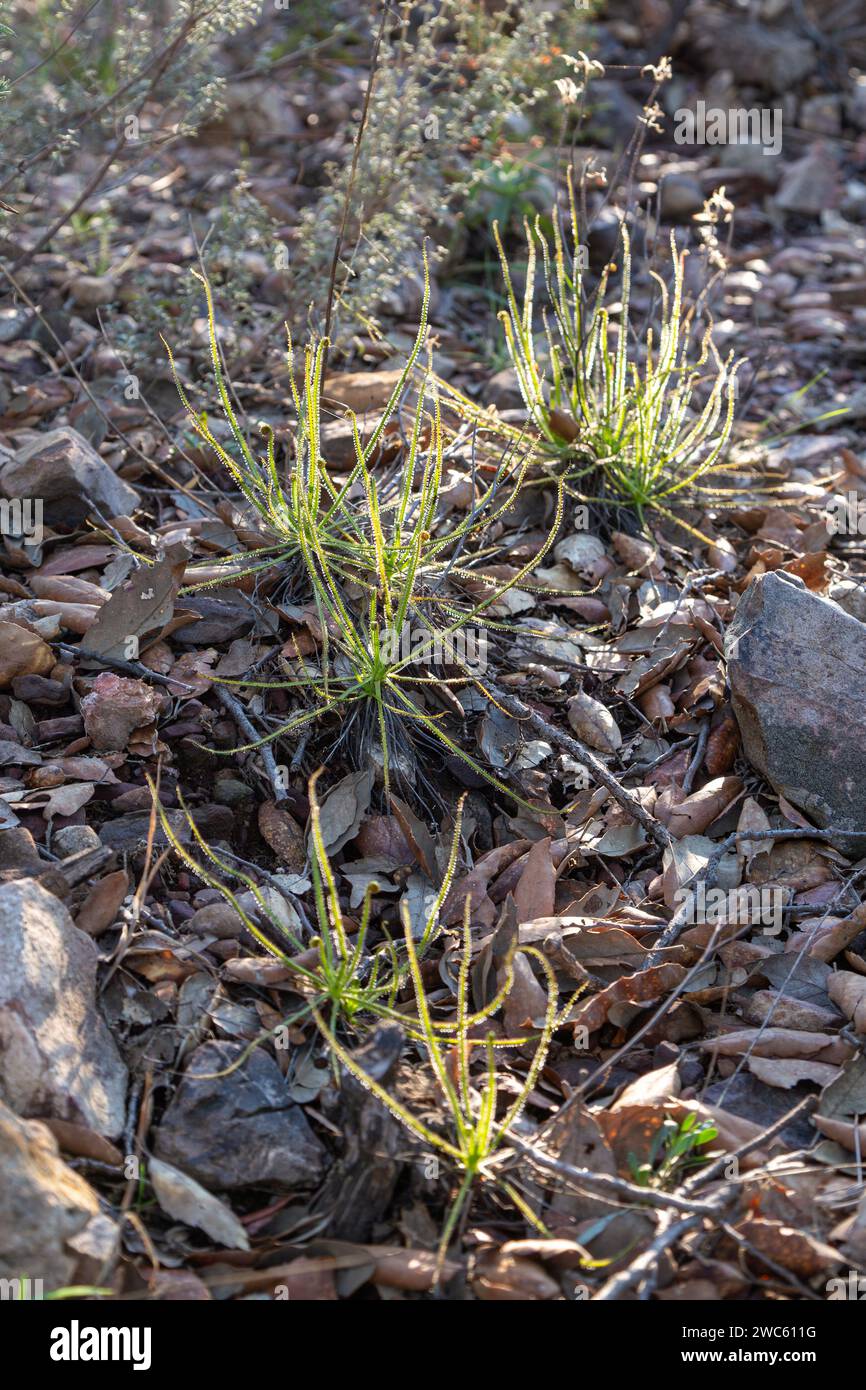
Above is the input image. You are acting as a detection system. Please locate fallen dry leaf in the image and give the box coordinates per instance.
[828,970,866,1033]
[567,688,622,753]
[747,1056,841,1088]
[733,1216,842,1279]
[570,962,688,1034]
[79,542,189,664]
[75,869,129,937]
[0,620,54,688]
[473,1248,561,1300]
[258,801,306,873]
[514,835,556,923]
[149,1157,250,1250]
[665,776,743,838]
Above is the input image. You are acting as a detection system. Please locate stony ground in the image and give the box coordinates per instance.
[2,0,866,1302]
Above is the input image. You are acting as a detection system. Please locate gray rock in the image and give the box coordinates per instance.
[319,417,361,467]
[846,77,866,132]
[725,571,866,852]
[841,180,866,221]
[213,775,254,808]
[703,1071,816,1148]
[691,18,816,94]
[775,144,841,217]
[186,901,244,939]
[485,368,524,412]
[0,428,139,525]
[52,825,101,858]
[0,1100,114,1291]
[799,94,842,137]
[98,808,191,854]
[172,591,257,646]
[0,879,127,1137]
[68,275,117,309]
[710,140,783,187]
[317,1024,405,1242]
[829,578,866,624]
[659,173,704,220]
[199,78,304,145]
[155,1041,329,1192]
[587,79,645,147]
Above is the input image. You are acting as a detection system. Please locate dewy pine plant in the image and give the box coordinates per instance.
[318,900,572,1270]
[163,266,431,595]
[151,769,586,1267]
[165,258,563,802]
[147,769,465,1036]
[495,171,743,530]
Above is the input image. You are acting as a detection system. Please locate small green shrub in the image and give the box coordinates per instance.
[287,0,567,345]
[0,1,261,210]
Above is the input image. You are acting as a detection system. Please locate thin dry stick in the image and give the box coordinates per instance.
[212,686,287,805]
[486,679,672,851]
[683,1094,818,1196]
[592,1208,704,1301]
[56,643,195,693]
[508,1136,719,1217]
[681,717,709,795]
[321,2,390,357]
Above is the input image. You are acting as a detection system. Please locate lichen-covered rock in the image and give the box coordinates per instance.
[81,672,162,751]
[0,1100,115,1291]
[725,571,866,853]
[0,879,128,1138]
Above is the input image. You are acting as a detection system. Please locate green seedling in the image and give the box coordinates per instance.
[628,1112,720,1190]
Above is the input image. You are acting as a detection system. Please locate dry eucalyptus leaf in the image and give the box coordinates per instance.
[828,971,866,1033]
[258,801,306,872]
[567,688,622,753]
[149,1157,250,1250]
[310,768,374,856]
